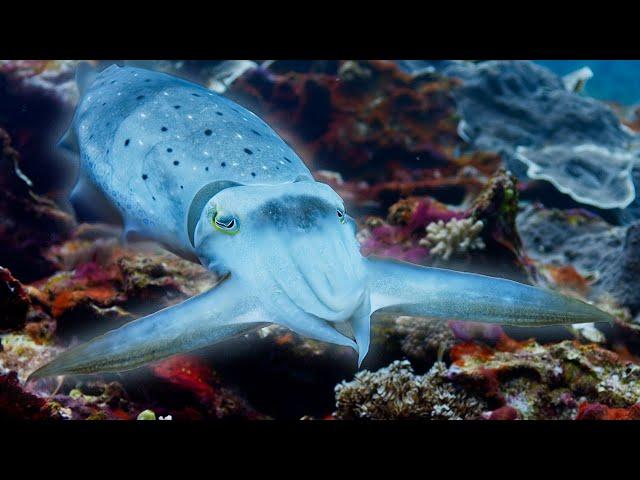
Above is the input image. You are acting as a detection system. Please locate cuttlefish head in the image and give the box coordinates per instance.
[193,180,371,363]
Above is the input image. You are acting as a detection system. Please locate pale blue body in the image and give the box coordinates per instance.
[73,65,311,254]
[29,65,614,380]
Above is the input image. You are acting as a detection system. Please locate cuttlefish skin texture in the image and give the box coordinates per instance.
[28,65,614,380]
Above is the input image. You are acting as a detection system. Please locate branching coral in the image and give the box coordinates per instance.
[334,360,487,420]
[420,217,485,260]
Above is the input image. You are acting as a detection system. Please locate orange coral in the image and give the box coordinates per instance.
[450,342,495,365]
[545,265,591,296]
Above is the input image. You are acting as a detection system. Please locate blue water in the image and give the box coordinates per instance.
[535,60,640,105]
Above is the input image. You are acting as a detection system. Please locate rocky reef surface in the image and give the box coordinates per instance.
[1,59,640,420]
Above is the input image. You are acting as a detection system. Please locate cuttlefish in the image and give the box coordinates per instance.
[29,64,613,380]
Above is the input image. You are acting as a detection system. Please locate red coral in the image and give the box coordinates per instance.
[151,355,265,419]
[152,355,219,404]
[487,405,520,420]
[51,286,121,318]
[0,372,58,420]
[576,402,640,420]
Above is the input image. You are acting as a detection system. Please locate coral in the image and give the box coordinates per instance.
[469,169,521,254]
[334,360,487,420]
[0,60,79,107]
[370,314,456,366]
[0,128,76,281]
[449,60,637,210]
[515,143,635,209]
[0,371,60,420]
[576,402,640,420]
[420,217,485,260]
[0,333,62,383]
[390,317,455,362]
[0,61,80,197]
[45,380,158,420]
[28,228,218,341]
[151,355,266,420]
[561,66,593,93]
[447,339,640,418]
[254,324,353,361]
[205,60,258,93]
[448,321,504,344]
[0,266,30,331]
[358,196,462,262]
[118,248,218,300]
[485,405,520,420]
[227,60,498,211]
[518,204,640,315]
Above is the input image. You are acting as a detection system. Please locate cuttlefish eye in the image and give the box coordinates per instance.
[212,213,240,235]
[337,207,346,224]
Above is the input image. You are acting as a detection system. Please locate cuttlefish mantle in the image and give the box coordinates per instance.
[28,64,614,380]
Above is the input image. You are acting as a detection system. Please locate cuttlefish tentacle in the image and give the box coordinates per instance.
[366,257,614,326]
[28,277,267,380]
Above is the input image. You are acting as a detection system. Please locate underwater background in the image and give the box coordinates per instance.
[1,59,640,420]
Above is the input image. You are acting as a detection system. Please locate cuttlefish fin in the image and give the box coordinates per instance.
[28,276,267,380]
[366,257,614,326]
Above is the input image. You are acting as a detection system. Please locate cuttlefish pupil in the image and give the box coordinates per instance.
[212,213,239,234]
[28,64,615,381]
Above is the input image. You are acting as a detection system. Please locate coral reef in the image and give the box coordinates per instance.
[518,204,640,315]
[0,267,30,331]
[0,60,80,196]
[336,337,640,420]
[0,128,75,281]
[469,168,522,257]
[448,60,638,210]
[450,339,640,418]
[1,59,640,420]
[227,60,498,210]
[576,402,640,420]
[0,334,62,383]
[0,371,60,420]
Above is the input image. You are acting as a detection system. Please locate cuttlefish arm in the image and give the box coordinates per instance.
[28,276,267,380]
[366,257,614,326]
